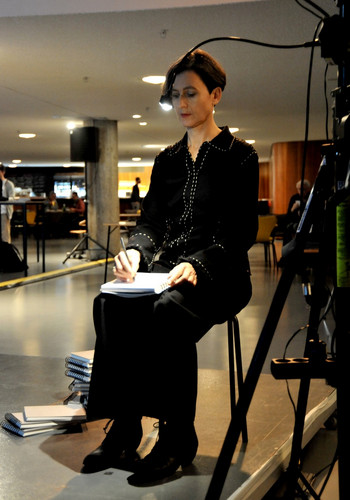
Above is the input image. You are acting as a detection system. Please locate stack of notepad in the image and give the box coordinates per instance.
[64,349,94,408]
[1,350,94,438]
[65,349,93,385]
[1,405,86,438]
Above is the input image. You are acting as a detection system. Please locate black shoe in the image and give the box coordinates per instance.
[128,421,198,485]
[82,418,142,473]
[82,447,140,473]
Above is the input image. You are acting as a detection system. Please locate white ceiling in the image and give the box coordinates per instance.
[0,0,339,168]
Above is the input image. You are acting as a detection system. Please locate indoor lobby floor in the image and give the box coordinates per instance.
[0,237,339,499]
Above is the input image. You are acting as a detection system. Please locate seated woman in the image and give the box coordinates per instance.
[83,49,259,485]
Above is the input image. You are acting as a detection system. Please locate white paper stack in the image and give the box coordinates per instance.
[1,406,86,438]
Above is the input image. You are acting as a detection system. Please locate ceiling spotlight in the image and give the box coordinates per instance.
[132,157,142,162]
[12,159,22,164]
[132,114,142,119]
[18,133,36,139]
[139,122,148,126]
[246,140,255,144]
[66,122,77,130]
[229,127,239,133]
[142,76,166,85]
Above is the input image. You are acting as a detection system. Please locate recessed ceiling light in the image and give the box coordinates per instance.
[143,144,167,150]
[12,159,22,163]
[139,122,148,126]
[18,133,36,139]
[229,127,239,133]
[132,157,142,162]
[142,76,166,85]
[246,139,255,144]
[132,114,142,119]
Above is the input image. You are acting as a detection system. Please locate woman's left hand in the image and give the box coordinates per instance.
[168,262,197,287]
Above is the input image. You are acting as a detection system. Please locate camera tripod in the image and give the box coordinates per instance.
[205,3,350,498]
[206,148,343,499]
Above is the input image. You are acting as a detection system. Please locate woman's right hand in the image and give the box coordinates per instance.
[113,249,141,282]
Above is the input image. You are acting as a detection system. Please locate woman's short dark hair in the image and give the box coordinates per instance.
[160,49,226,106]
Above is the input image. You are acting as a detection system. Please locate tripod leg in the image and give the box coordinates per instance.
[233,317,248,443]
[285,377,312,499]
[62,235,87,263]
[86,235,112,255]
[205,264,297,500]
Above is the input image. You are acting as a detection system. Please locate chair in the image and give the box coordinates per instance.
[26,210,37,227]
[27,209,42,261]
[255,214,278,266]
[227,316,248,443]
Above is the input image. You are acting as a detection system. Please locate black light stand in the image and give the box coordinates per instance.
[63,128,114,263]
[205,2,350,498]
[62,161,111,263]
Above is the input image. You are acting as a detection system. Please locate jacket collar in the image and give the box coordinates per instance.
[172,126,234,155]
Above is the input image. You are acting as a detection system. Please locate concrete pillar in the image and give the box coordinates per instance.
[86,119,120,260]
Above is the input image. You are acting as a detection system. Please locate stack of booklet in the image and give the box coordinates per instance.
[1,350,94,438]
[64,349,94,408]
[65,349,94,385]
[1,405,86,438]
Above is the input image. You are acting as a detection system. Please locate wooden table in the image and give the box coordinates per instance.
[119,212,140,218]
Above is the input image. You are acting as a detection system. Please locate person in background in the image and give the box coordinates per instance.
[287,179,311,222]
[0,165,15,243]
[130,177,141,211]
[70,191,85,216]
[83,49,259,485]
[46,191,59,211]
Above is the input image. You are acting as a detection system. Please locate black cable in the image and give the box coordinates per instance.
[324,64,330,141]
[282,324,309,416]
[160,35,319,107]
[283,324,309,359]
[303,0,330,18]
[186,36,317,58]
[177,25,323,210]
[299,19,323,204]
[286,379,298,416]
[311,445,338,496]
[295,0,324,20]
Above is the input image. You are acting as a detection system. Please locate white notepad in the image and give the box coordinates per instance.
[100,272,170,296]
[23,405,86,422]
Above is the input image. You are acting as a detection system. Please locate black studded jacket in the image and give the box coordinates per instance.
[127,126,259,286]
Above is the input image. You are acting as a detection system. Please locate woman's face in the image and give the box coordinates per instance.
[171,70,221,130]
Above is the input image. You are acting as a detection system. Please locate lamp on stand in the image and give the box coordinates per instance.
[63,126,112,263]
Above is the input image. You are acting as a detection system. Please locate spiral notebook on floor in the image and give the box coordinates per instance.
[100,272,170,296]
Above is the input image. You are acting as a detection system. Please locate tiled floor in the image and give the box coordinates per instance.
[0,236,339,499]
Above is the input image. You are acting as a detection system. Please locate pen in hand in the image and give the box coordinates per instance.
[120,237,131,265]
[114,237,140,282]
